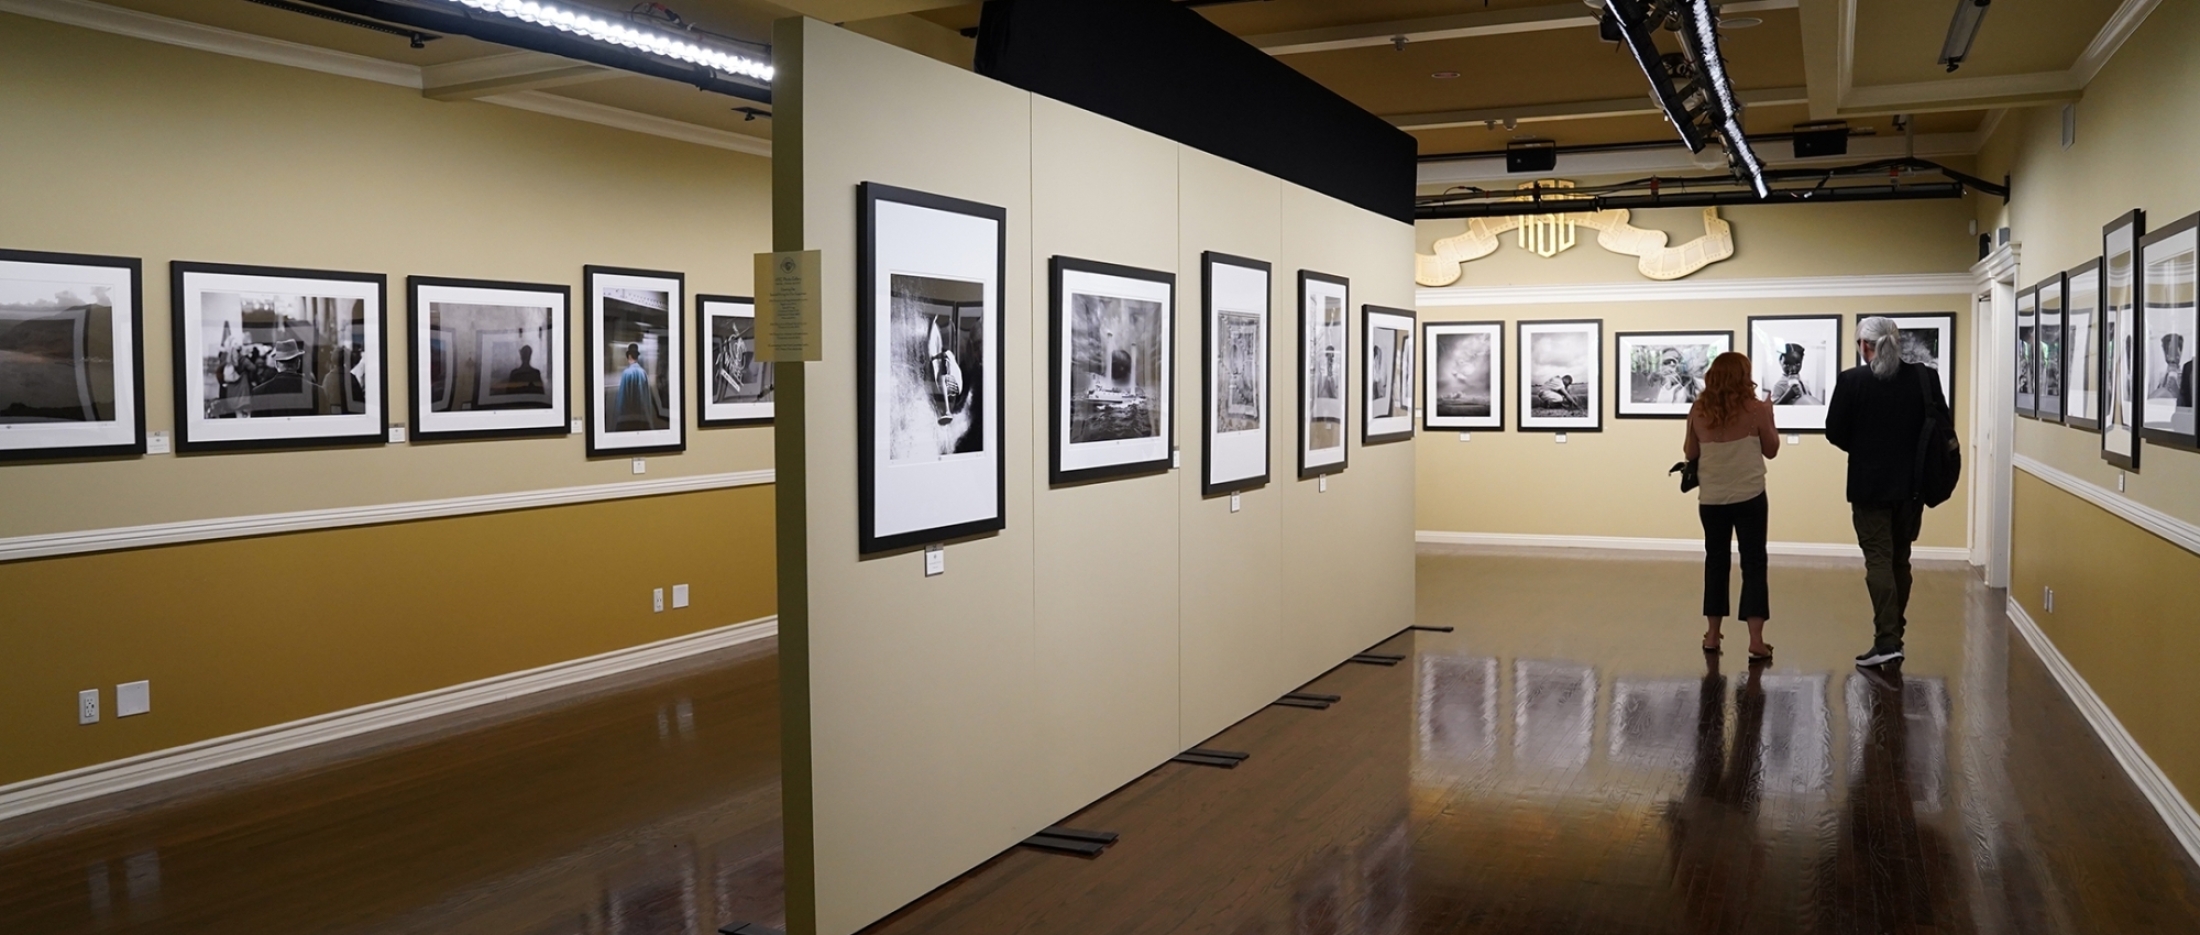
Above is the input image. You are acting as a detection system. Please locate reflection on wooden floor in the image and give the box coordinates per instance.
[7,550,2200,934]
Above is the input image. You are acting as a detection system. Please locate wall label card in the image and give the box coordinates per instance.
[756,249,821,362]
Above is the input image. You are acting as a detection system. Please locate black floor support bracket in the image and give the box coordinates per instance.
[1410,625,1456,632]
[719,925,784,935]
[1021,826,1119,857]
[1270,696,1331,709]
[1186,747,1249,761]
[1283,692,1341,703]
[1349,653,1404,666]
[1171,752,1242,768]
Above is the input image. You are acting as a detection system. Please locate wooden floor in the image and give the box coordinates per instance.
[5,548,2199,934]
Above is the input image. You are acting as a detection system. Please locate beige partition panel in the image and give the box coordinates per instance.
[779,20,1416,935]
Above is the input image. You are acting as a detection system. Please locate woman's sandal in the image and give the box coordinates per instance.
[1748,644,1775,661]
[1702,634,1723,654]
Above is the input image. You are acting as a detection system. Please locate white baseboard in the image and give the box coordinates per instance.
[2004,598,2200,867]
[0,616,777,825]
[1415,529,1972,562]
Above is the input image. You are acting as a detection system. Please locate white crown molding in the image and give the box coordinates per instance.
[1415,530,1972,563]
[2004,597,2200,868]
[2073,0,2165,86]
[0,615,777,825]
[0,0,770,157]
[1415,273,1975,308]
[0,469,775,563]
[1972,241,2021,286]
[2014,454,2200,556]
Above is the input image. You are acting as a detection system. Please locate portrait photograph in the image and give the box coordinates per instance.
[1203,251,1270,496]
[1049,257,1173,485]
[1856,313,1958,410]
[1517,319,1601,432]
[698,294,773,426]
[1747,315,1839,432]
[2140,212,2196,449]
[1298,271,1348,477]
[0,248,143,461]
[1363,305,1415,444]
[858,182,1005,554]
[2015,286,2038,419]
[2064,261,2102,430]
[1422,321,1502,431]
[2102,209,2143,470]
[585,266,683,456]
[2037,273,2067,423]
[408,276,568,441]
[1614,330,1730,419]
[171,261,385,452]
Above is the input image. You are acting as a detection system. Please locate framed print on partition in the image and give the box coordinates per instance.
[1853,313,1957,408]
[171,261,385,453]
[0,248,143,461]
[2102,209,2145,470]
[1048,257,1174,485]
[407,276,568,441]
[698,294,773,426]
[2014,286,2038,419]
[2065,260,2103,430]
[1424,321,1502,431]
[1615,330,1730,418]
[1202,251,1271,495]
[1297,271,1349,476]
[1363,305,1416,444]
[2140,211,2197,450]
[858,182,1006,553]
[584,266,684,456]
[1748,315,1839,432]
[2037,273,2068,423]
[1517,319,1600,432]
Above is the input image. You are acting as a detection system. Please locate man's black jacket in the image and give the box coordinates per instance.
[1825,361,1952,505]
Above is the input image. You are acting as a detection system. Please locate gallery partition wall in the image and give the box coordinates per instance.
[772,19,1416,935]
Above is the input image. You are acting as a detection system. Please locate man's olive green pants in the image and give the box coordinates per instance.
[1851,501,1925,652]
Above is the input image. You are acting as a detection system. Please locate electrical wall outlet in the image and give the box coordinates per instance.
[2044,586,2055,613]
[924,544,944,577]
[652,588,665,612]
[78,689,99,725]
[672,584,690,608]
[2118,472,2127,492]
[116,680,150,717]
[1229,492,1241,513]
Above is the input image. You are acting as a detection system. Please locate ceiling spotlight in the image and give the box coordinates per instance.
[1938,0,1991,73]
[1431,70,1460,79]
[1391,34,1409,51]
[443,0,774,81]
[1504,116,1519,130]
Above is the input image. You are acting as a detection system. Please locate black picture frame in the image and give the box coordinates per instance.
[696,293,773,427]
[856,181,1009,554]
[1613,330,1732,419]
[170,260,388,454]
[2035,272,2068,424]
[0,247,146,462]
[1850,313,1958,412]
[406,275,571,443]
[2015,284,2039,420]
[1747,314,1841,433]
[2064,259,2103,431]
[2101,208,2145,471]
[2138,211,2199,452]
[583,265,686,458]
[1361,304,1416,445]
[1297,269,1350,477]
[1047,255,1176,486]
[1201,250,1272,497]
[1421,320,1504,432]
[1516,318,1603,433]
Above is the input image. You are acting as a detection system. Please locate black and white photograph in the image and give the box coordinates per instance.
[1416,654,1497,770]
[585,266,683,457]
[2037,273,2067,423]
[1517,319,1601,432]
[2065,261,2102,430]
[2015,286,2039,419]
[1050,257,1173,485]
[2103,209,2144,470]
[1747,315,1840,432]
[0,248,143,460]
[1363,305,1415,445]
[1514,659,1595,771]
[698,294,773,426]
[1855,313,1958,410]
[1422,321,1502,432]
[1298,271,1349,477]
[2140,212,2196,449]
[1203,251,1270,496]
[171,261,385,452]
[859,182,1006,553]
[1614,330,1730,419]
[408,276,568,441]
[1608,679,1700,772]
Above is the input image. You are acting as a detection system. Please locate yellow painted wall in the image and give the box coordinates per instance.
[0,15,778,785]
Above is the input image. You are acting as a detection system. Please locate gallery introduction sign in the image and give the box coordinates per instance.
[756,249,822,363]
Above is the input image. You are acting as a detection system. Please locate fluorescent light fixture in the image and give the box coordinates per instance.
[1687,0,1767,198]
[1937,0,1990,72]
[448,0,773,80]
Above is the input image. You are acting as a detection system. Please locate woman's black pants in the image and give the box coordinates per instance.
[1699,493,1770,619]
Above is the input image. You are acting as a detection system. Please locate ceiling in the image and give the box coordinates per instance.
[11,0,2159,173]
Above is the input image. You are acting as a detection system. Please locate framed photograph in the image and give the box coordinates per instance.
[0,249,144,461]
[698,294,773,426]
[1297,271,1349,476]
[2102,209,2145,471]
[1048,257,1173,485]
[1517,319,1600,432]
[2014,285,2039,419]
[2037,273,2068,423]
[858,182,1006,553]
[1614,330,1730,418]
[171,261,385,453]
[2065,261,2103,430]
[1423,321,1502,431]
[1363,305,1415,445]
[2140,211,2197,450]
[407,276,568,441]
[1854,313,1958,410]
[1203,251,1271,496]
[585,266,684,456]
[1747,315,1839,432]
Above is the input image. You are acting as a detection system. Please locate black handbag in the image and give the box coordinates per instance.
[1669,459,1699,493]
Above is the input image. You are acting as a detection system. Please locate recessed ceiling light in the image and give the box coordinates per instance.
[1431,71,1460,79]
[1721,16,1762,28]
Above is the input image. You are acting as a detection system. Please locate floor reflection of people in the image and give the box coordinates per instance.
[1664,656,1768,935]
[1817,667,1969,932]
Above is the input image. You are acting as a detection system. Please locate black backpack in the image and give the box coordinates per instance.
[1912,364,1961,507]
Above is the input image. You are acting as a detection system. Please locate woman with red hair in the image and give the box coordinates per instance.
[1684,352,1781,659]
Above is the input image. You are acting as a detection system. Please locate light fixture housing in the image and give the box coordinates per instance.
[1938,0,1991,72]
[446,0,773,81]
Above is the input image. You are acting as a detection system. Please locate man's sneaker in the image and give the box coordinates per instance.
[1855,647,1904,667]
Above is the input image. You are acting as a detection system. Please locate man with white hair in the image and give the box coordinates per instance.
[1826,316,1953,668]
